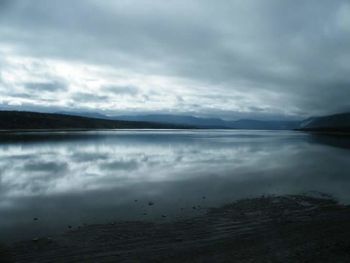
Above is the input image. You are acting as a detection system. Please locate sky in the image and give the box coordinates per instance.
[0,0,350,120]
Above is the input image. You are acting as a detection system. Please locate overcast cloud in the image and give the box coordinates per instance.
[0,0,350,119]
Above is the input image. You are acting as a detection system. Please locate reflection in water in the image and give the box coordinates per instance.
[0,130,349,242]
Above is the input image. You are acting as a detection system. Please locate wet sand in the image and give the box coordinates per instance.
[2,194,350,262]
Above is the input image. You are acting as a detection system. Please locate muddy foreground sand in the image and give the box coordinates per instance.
[2,194,350,262]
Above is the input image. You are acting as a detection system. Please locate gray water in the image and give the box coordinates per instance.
[0,130,349,243]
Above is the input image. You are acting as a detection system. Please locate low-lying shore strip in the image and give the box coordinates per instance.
[2,194,350,262]
[297,128,350,136]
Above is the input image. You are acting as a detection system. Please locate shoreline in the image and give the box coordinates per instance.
[296,129,350,137]
[3,194,350,262]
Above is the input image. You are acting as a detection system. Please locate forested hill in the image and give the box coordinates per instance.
[0,111,190,130]
[299,112,350,133]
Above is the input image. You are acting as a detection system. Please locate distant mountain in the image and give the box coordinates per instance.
[53,112,301,130]
[299,112,350,133]
[0,111,190,131]
[4,110,350,133]
[57,111,112,120]
[114,114,300,130]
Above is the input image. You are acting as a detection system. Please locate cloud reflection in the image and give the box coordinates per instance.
[0,131,349,200]
[1,130,350,242]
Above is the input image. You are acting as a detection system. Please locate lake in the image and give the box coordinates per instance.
[0,130,350,243]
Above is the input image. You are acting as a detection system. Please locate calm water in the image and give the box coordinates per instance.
[0,130,350,243]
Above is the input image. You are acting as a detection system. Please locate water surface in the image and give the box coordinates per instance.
[0,130,349,243]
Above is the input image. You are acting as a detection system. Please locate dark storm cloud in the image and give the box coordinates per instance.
[0,0,350,117]
[72,92,109,103]
[24,81,67,92]
[103,85,139,96]
[0,0,11,12]
[10,92,37,99]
